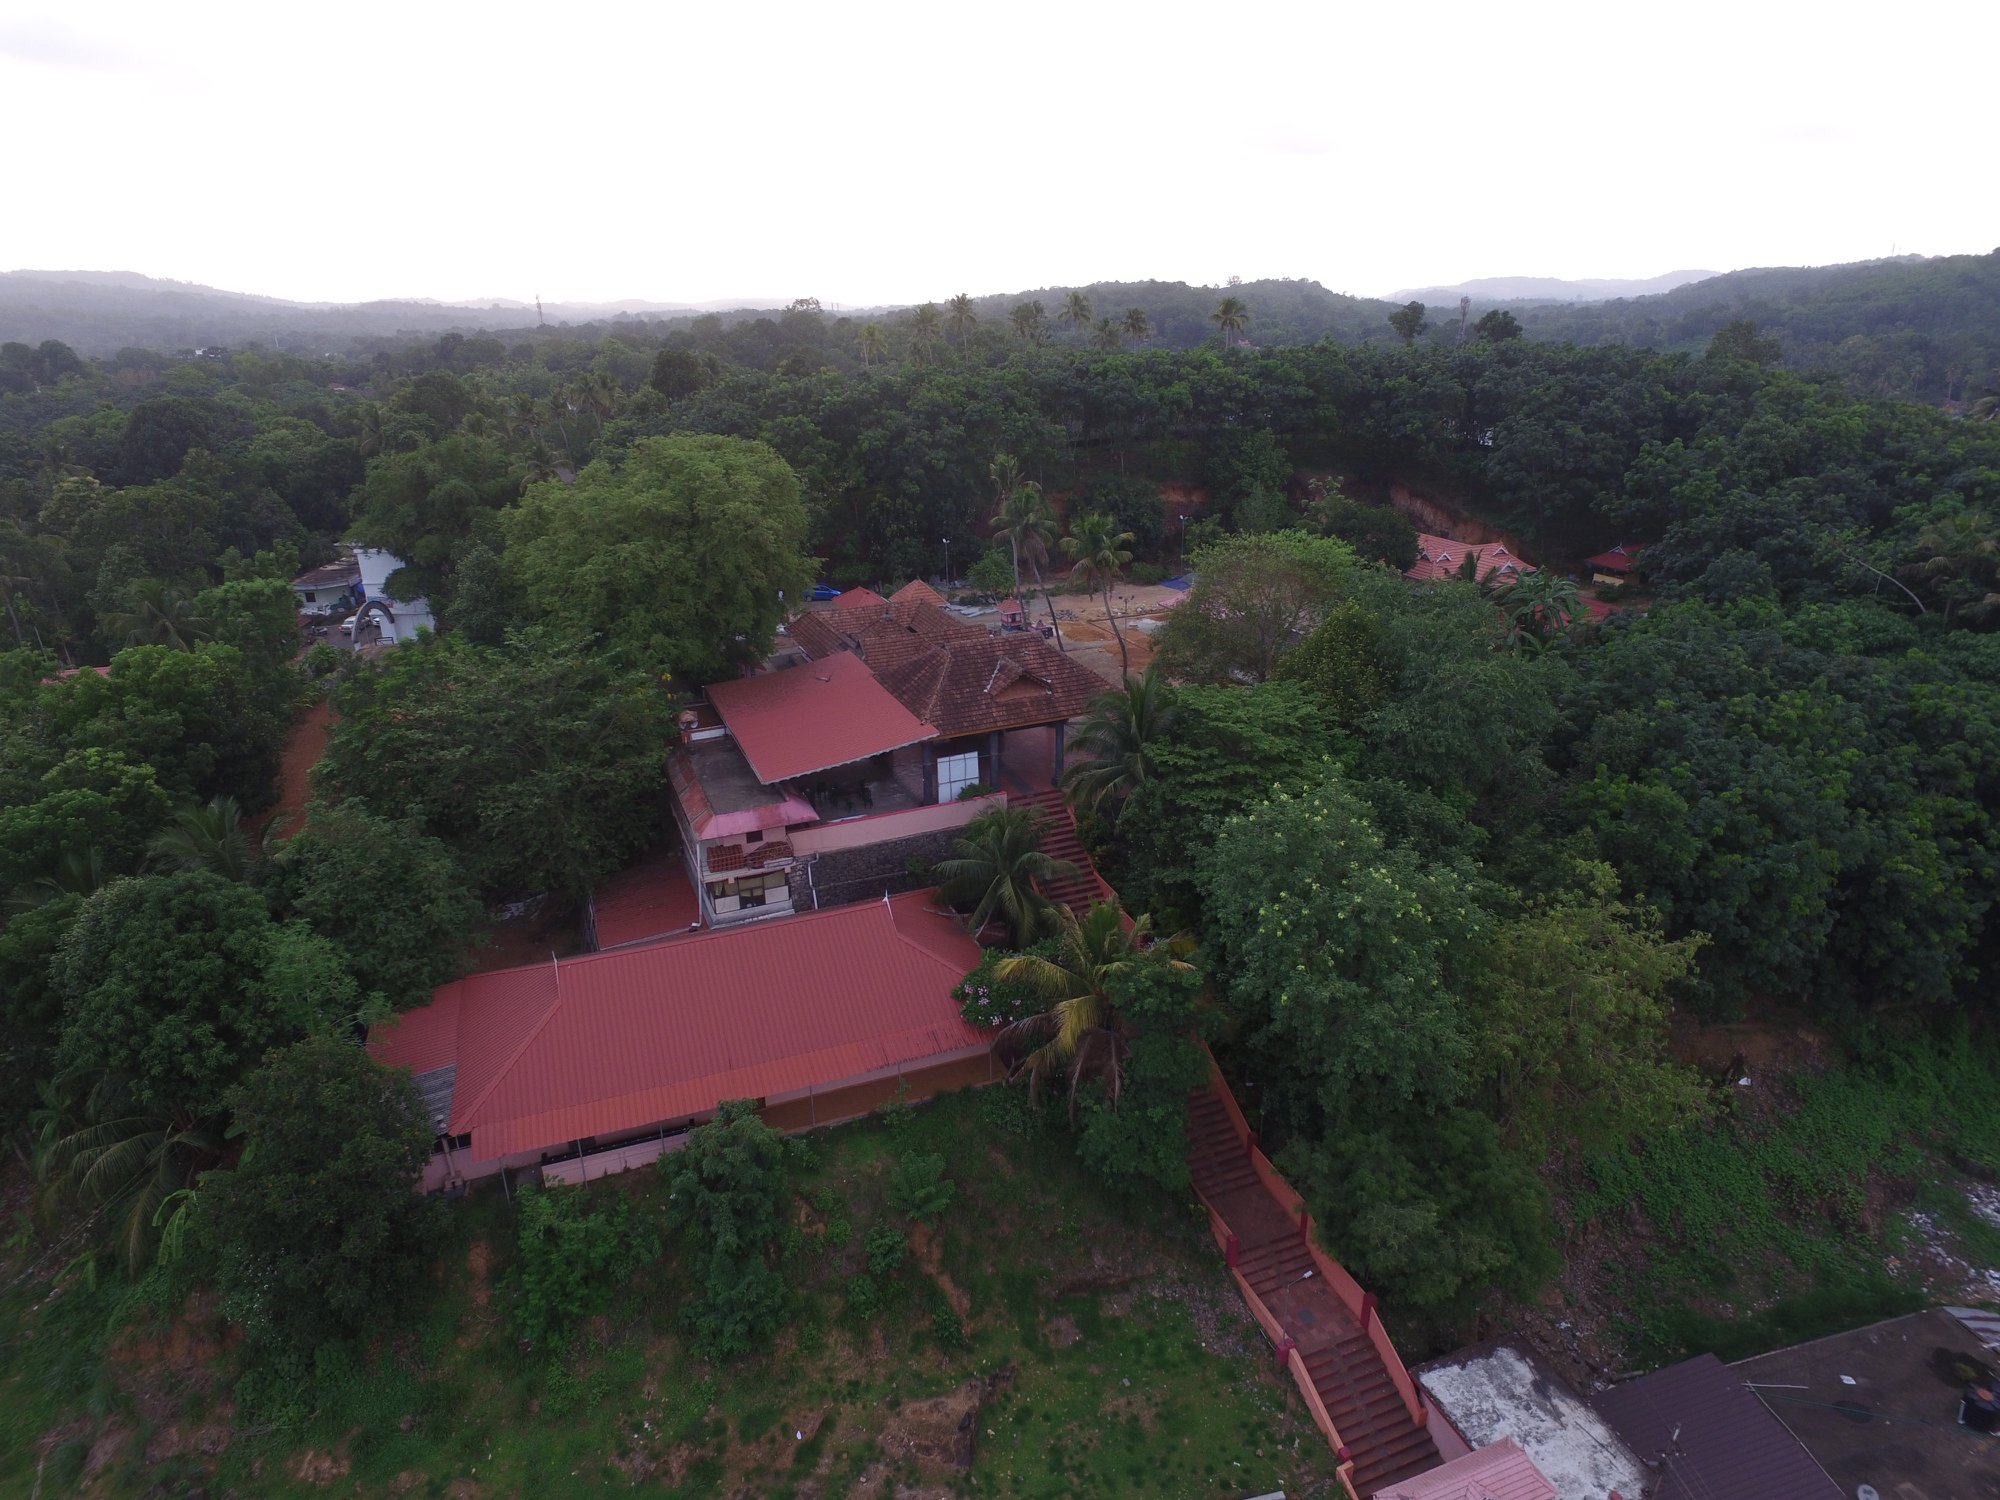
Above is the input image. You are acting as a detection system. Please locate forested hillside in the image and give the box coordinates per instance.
[3,311,2000,1494]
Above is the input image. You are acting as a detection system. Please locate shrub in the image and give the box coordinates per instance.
[865,1225,907,1276]
[952,939,1056,1028]
[660,1100,791,1359]
[507,1183,660,1349]
[845,1272,884,1320]
[888,1153,956,1224]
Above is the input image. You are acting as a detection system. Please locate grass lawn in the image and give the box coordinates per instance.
[1,1085,1349,1499]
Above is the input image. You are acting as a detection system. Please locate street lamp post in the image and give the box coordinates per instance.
[1178,514,1188,572]
[941,536,950,588]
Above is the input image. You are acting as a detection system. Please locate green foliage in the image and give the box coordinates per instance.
[1270,599,1387,726]
[1072,956,1209,1197]
[502,434,814,675]
[507,1184,660,1349]
[198,1036,441,1359]
[952,937,1058,1028]
[660,1100,790,1360]
[266,800,483,1008]
[863,1224,907,1275]
[1200,771,1488,1126]
[1153,530,1357,685]
[1284,1107,1557,1317]
[1060,665,1179,816]
[966,545,1015,594]
[319,627,674,899]
[887,1154,956,1224]
[54,872,345,1112]
[1308,492,1419,569]
[932,805,1079,946]
[348,435,519,596]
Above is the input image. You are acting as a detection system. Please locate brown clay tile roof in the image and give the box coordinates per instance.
[704,838,794,873]
[889,579,949,607]
[829,587,888,609]
[787,597,985,671]
[1583,543,1644,573]
[872,633,1100,738]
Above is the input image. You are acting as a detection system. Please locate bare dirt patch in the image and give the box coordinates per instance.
[248,695,334,843]
[290,1444,352,1485]
[465,1240,493,1306]
[907,1224,971,1320]
[1045,1313,1082,1348]
[876,1367,1015,1474]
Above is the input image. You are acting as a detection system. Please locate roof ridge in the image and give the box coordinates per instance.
[452,959,569,1130]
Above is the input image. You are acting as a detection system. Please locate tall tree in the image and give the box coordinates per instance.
[1210,296,1249,346]
[1122,307,1153,343]
[1062,512,1136,674]
[1010,301,1047,343]
[1387,300,1429,344]
[908,303,944,365]
[1061,665,1178,815]
[148,796,253,881]
[946,293,979,349]
[858,322,887,367]
[989,454,1064,644]
[1060,291,1093,337]
[1092,317,1123,351]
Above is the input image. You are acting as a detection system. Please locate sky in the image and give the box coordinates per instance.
[1,0,1995,309]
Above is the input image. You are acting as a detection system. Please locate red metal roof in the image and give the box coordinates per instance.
[369,893,984,1158]
[706,651,938,783]
[590,853,702,949]
[1404,532,1536,585]
[1376,1440,1556,1500]
[1583,543,1643,573]
[830,587,888,609]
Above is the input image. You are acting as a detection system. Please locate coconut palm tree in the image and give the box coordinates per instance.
[934,806,1081,946]
[858,322,887,367]
[149,796,254,881]
[508,391,542,439]
[990,456,1066,648]
[1010,301,1048,343]
[1211,296,1249,346]
[1059,291,1093,338]
[1062,512,1136,674]
[519,441,562,493]
[1092,317,1123,351]
[1902,508,2000,623]
[353,401,386,458]
[946,293,979,349]
[103,579,206,650]
[1061,665,1178,814]
[994,902,1192,1111]
[1122,308,1153,343]
[34,1069,224,1274]
[1488,568,1583,645]
[909,303,944,365]
[5,843,110,916]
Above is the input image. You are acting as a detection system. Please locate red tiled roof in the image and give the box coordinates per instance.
[1404,532,1536,585]
[1591,1355,1844,1500]
[830,587,888,609]
[1583,543,1643,573]
[706,652,938,782]
[872,634,1101,739]
[590,853,702,949]
[1376,1440,1556,1500]
[42,665,112,683]
[889,579,949,608]
[369,893,984,1158]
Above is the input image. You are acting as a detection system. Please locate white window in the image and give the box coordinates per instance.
[936,750,981,802]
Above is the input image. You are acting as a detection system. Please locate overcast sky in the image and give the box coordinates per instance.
[2,0,1993,308]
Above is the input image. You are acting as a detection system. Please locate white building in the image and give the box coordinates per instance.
[352,546,436,644]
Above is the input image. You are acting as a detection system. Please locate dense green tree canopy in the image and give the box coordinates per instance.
[502,434,814,675]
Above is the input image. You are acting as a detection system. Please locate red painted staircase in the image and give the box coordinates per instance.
[1187,1078,1440,1495]
[1013,789,1111,918]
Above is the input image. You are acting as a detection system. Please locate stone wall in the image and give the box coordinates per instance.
[789,828,962,912]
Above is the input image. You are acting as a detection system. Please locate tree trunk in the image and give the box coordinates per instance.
[1034,562,1066,652]
[1010,537,1021,597]
[1104,582,1129,675]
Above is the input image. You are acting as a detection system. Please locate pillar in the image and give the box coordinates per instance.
[1053,721,1067,785]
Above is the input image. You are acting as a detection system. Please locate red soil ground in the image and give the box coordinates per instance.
[248,696,333,844]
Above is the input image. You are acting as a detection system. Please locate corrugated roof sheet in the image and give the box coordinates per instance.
[368,893,984,1158]
[1583,544,1643,572]
[1404,532,1536,585]
[590,853,702,949]
[706,652,938,783]
[1376,1439,1556,1500]
[1592,1354,1844,1500]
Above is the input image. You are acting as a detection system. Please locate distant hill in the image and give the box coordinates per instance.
[1389,270,1717,303]
[0,271,786,353]
[1483,252,2000,401]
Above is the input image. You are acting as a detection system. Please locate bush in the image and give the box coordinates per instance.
[864,1225,907,1276]
[507,1183,660,1348]
[952,939,1056,1028]
[660,1100,791,1359]
[845,1272,884,1320]
[302,642,344,680]
[967,546,1016,595]
[888,1153,956,1224]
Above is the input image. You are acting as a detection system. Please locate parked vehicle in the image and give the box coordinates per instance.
[809,583,841,601]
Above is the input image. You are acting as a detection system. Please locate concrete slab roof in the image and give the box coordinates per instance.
[1418,1343,1648,1500]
